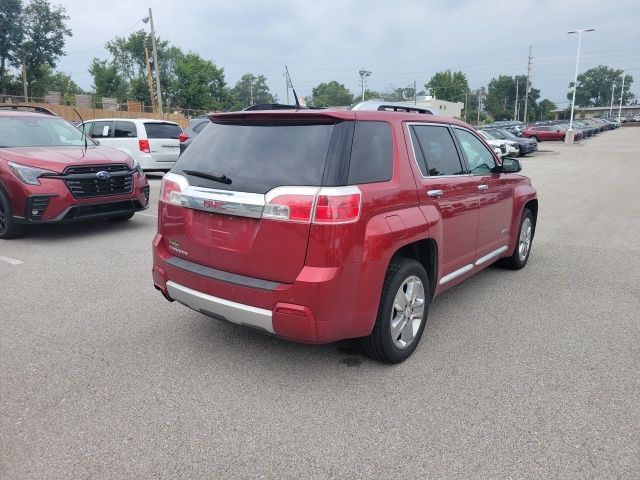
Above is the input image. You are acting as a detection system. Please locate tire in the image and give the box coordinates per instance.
[531,136,539,142]
[361,257,430,363]
[0,187,23,239]
[107,212,135,222]
[498,208,534,270]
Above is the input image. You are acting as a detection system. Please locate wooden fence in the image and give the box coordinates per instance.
[1,102,190,128]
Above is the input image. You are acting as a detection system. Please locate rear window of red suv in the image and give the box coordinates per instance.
[174,119,337,194]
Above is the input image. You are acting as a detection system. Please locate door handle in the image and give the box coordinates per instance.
[478,184,489,191]
[427,189,443,197]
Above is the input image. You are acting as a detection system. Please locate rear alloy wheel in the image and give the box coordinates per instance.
[531,136,540,142]
[498,208,534,270]
[361,257,430,363]
[107,212,135,222]
[0,187,23,239]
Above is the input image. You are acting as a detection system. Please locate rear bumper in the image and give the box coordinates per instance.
[167,281,274,333]
[152,233,379,344]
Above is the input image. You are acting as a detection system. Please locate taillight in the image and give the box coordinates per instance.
[179,133,189,142]
[160,173,188,205]
[263,187,317,223]
[313,187,361,224]
[262,186,361,224]
[139,139,151,153]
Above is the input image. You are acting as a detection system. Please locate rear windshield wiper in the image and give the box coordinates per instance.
[182,169,232,185]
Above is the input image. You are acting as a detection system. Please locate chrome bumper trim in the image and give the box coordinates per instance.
[167,281,274,333]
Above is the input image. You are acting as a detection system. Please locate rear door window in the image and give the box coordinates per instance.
[114,121,137,138]
[347,121,393,184]
[144,122,182,139]
[409,124,465,176]
[174,119,337,194]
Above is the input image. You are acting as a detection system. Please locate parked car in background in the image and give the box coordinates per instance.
[521,124,583,142]
[0,106,149,239]
[81,118,183,172]
[482,128,537,156]
[179,118,210,155]
[152,104,538,363]
[477,129,519,157]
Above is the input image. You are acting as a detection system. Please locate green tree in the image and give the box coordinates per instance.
[567,65,634,106]
[309,81,353,107]
[27,63,81,101]
[536,99,557,121]
[0,0,22,81]
[486,75,539,121]
[172,52,227,111]
[383,85,424,102]
[230,73,275,109]
[426,70,469,102]
[21,0,72,96]
[89,58,128,100]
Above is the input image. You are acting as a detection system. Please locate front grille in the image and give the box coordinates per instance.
[142,184,150,205]
[62,164,133,199]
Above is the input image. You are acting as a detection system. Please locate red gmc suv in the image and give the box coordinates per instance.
[152,103,538,363]
[0,106,149,238]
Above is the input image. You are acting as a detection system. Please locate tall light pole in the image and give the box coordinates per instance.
[359,69,371,101]
[609,83,616,117]
[142,9,163,114]
[567,28,595,136]
[617,73,626,122]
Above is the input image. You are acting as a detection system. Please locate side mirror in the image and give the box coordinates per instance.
[501,157,521,173]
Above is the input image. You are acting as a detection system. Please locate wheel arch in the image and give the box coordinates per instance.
[390,238,438,301]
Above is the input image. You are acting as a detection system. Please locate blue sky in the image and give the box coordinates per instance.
[56,0,640,106]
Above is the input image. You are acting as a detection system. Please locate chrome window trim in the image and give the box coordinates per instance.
[405,121,468,179]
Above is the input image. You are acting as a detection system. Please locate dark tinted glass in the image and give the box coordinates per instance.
[174,120,336,194]
[90,121,113,138]
[347,121,393,184]
[410,125,464,176]
[114,121,137,138]
[192,120,209,134]
[144,122,182,139]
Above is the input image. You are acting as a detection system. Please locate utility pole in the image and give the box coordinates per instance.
[617,73,626,121]
[477,89,482,123]
[464,91,468,122]
[250,78,254,105]
[284,71,290,104]
[22,55,28,102]
[144,47,156,112]
[148,8,163,114]
[609,83,615,117]
[523,47,532,123]
[514,78,519,121]
[414,80,417,105]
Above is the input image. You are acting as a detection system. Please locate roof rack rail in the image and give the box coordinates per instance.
[0,104,58,116]
[348,100,439,115]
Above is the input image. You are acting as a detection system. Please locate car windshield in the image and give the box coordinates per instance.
[479,130,498,140]
[498,129,517,139]
[0,116,93,147]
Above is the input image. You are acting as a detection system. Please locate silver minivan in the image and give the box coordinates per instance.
[81,118,183,172]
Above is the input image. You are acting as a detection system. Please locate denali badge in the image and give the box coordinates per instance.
[96,171,111,180]
[168,240,189,256]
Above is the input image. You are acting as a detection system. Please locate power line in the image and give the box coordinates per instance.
[65,20,144,54]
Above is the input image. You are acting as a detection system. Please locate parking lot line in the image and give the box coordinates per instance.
[0,255,23,265]
[136,212,157,218]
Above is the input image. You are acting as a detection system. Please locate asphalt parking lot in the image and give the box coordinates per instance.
[1,128,639,479]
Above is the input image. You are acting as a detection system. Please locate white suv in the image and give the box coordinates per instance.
[81,118,183,172]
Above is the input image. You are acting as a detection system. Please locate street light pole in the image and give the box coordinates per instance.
[359,69,371,102]
[144,8,163,115]
[609,83,615,117]
[617,73,626,122]
[567,28,594,135]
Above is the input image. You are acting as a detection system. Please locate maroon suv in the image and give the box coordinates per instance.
[0,107,149,238]
[152,103,538,363]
